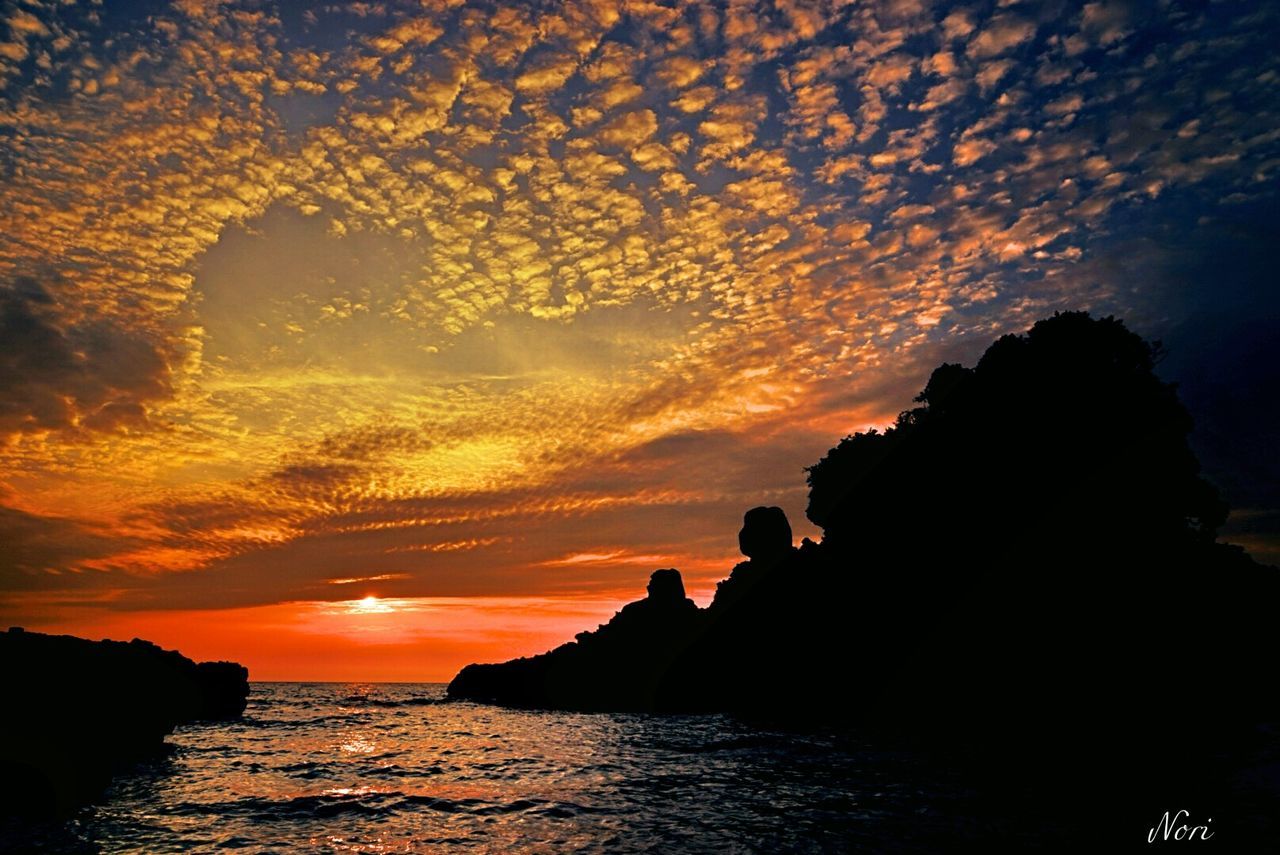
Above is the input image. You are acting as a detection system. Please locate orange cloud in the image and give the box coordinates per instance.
[967,15,1038,59]
[1,0,1275,677]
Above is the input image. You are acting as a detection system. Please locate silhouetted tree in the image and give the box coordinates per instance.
[808,313,1227,556]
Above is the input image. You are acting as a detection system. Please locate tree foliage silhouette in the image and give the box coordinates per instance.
[806,312,1227,561]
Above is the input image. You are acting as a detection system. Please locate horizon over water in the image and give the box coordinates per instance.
[1,682,1056,853]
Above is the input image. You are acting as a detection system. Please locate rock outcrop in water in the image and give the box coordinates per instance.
[448,313,1279,735]
[0,629,249,814]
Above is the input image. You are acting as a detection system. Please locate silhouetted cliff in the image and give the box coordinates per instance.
[0,629,249,814]
[450,314,1278,720]
[796,312,1276,738]
[447,313,1280,837]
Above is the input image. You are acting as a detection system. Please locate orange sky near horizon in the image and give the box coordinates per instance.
[22,594,655,683]
[3,0,1278,680]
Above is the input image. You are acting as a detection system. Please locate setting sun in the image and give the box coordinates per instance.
[352,596,390,614]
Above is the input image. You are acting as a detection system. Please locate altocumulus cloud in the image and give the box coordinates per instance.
[0,0,1276,619]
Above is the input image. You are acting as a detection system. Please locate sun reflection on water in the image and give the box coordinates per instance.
[339,735,376,755]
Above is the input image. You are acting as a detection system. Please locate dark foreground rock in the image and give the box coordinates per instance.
[0,629,249,815]
[449,567,700,711]
[449,312,1280,845]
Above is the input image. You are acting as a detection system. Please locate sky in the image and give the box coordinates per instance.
[1,0,1277,680]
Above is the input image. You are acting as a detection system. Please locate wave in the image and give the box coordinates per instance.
[230,712,374,728]
[393,795,605,817]
[274,761,327,780]
[338,695,443,708]
[168,793,395,820]
[162,791,595,821]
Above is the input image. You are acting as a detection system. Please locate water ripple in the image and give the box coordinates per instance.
[0,682,992,853]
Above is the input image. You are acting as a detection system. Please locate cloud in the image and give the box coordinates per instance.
[598,108,658,147]
[967,15,1037,59]
[0,279,170,440]
[514,50,578,94]
[653,55,707,89]
[0,0,1276,629]
[941,10,976,41]
[953,137,997,166]
[698,96,767,159]
[0,503,139,590]
[1080,2,1132,47]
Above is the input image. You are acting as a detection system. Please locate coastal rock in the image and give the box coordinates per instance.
[448,569,700,711]
[196,660,254,719]
[710,506,798,613]
[0,629,249,815]
[736,505,792,562]
[653,507,811,713]
[449,313,1279,743]
[646,567,686,602]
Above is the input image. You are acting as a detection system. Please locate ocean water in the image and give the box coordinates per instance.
[7,682,1010,853]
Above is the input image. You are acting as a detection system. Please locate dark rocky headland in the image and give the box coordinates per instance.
[0,629,249,814]
[450,312,1280,844]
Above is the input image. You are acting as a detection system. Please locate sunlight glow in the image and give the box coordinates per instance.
[350,596,393,615]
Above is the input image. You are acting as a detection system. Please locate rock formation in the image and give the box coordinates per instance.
[0,629,249,815]
[449,568,700,711]
[449,312,1279,746]
[447,312,1280,842]
[711,505,797,609]
[645,567,687,601]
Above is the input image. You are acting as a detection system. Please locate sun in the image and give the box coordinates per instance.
[349,596,393,614]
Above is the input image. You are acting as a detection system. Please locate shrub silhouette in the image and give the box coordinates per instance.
[806,311,1226,557]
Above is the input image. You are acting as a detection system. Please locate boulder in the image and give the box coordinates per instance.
[646,568,687,602]
[737,505,793,562]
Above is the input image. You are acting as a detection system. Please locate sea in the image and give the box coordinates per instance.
[5,682,1042,853]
